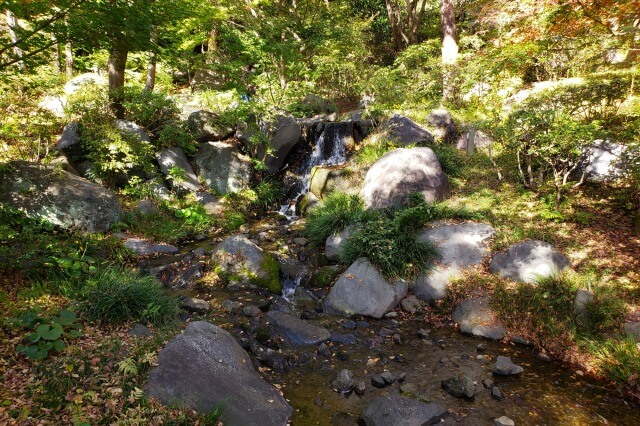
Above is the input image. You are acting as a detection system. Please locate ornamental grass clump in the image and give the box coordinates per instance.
[81,268,179,326]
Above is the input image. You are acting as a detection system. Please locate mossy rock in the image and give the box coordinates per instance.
[308,266,342,288]
[212,235,281,293]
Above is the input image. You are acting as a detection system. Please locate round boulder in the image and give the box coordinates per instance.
[359,147,451,209]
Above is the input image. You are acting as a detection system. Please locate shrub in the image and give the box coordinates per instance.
[305,193,364,245]
[155,121,198,155]
[81,268,179,326]
[120,87,180,132]
[586,337,640,399]
[431,144,465,178]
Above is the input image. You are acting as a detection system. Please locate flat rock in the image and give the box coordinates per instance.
[181,297,211,313]
[137,199,160,216]
[489,240,571,283]
[361,395,447,426]
[624,322,640,341]
[0,162,123,233]
[414,223,495,302]
[495,416,515,426]
[452,296,506,340]
[493,356,523,375]
[359,148,451,210]
[323,258,408,318]
[400,295,422,314]
[147,321,292,425]
[383,115,434,146]
[266,311,330,347]
[124,238,179,256]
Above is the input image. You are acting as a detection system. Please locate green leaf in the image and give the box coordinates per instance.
[27,332,41,343]
[38,341,53,351]
[69,329,82,338]
[52,340,66,352]
[37,323,63,341]
[56,310,77,326]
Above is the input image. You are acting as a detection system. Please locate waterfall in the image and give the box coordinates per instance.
[281,274,303,303]
[279,124,348,218]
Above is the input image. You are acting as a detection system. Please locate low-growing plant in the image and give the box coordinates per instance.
[12,309,82,360]
[155,121,198,155]
[585,337,640,399]
[305,193,365,245]
[431,144,465,178]
[81,268,179,326]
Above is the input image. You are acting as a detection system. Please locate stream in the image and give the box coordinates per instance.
[145,123,639,425]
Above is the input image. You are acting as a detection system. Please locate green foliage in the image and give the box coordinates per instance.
[12,309,82,360]
[431,144,465,178]
[119,88,180,132]
[81,268,179,326]
[305,193,365,246]
[354,137,398,166]
[585,337,640,399]
[156,122,198,155]
[174,203,209,226]
[0,205,129,278]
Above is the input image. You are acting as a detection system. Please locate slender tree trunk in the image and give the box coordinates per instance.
[52,37,62,74]
[441,0,458,103]
[108,47,128,118]
[5,9,25,71]
[144,31,158,92]
[65,41,73,77]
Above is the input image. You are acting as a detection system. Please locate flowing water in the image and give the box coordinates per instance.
[279,124,348,219]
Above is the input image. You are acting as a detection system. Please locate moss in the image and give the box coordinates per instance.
[251,255,281,293]
[309,266,341,288]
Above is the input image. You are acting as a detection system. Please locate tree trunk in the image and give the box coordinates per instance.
[52,38,62,74]
[144,31,158,92]
[108,47,128,118]
[5,9,25,71]
[65,41,73,77]
[441,0,458,103]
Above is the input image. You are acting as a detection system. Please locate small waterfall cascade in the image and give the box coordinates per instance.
[281,273,304,303]
[279,124,348,218]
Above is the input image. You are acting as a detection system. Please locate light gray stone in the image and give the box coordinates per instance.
[494,416,515,426]
[359,148,451,210]
[414,223,495,302]
[441,373,475,400]
[147,321,292,425]
[493,356,524,376]
[400,295,422,314]
[489,240,571,283]
[195,191,224,215]
[574,289,594,323]
[361,396,447,426]
[137,199,160,216]
[124,238,179,256]
[427,109,457,143]
[195,142,252,194]
[331,369,355,394]
[157,147,199,192]
[0,162,123,233]
[325,226,352,262]
[452,296,506,340]
[624,322,640,341]
[113,119,151,144]
[181,297,211,313]
[266,311,330,347]
[323,258,408,319]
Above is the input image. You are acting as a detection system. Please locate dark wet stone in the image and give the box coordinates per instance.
[371,375,387,388]
[380,328,394,337]
[418,329,431,340]
[492,386,503,400]
[266,311,330,347]
[343,320,357,329]
[477,343,486,352]
[441,373,475,400]
[381,371,396,385]
[361,395,447,426]
[354,381,366,395]
[221,299,242,313]
[357,321,370,328]
[336,351,350,361]
[330,333,357,345]
[181,297,211,313]
[332,369,355,394]
[128,323,152,337]
[392,334,402,344]
[318,343,332,357]
[243,305,262,317]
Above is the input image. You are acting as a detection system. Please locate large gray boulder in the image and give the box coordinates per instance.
[187,110,235,142]
[414,223,495,302]
[361,396,447,426]
[113,119,151,144]
[452,296,506,340]
[124,238,179,256]
[195,142,252,194]
[147,321,292,425]
[63,73,107,96]
[0,162,123,233]
[384,115,434,145]
[56,122,82,159]
[239,114,302,174]
[156,147,199,192]
[489,240,571,283]
[323,258,408,318]
[583,139,628,181]
[212,235,281,293]
[359,147,451,209]
[266,311,330,346]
